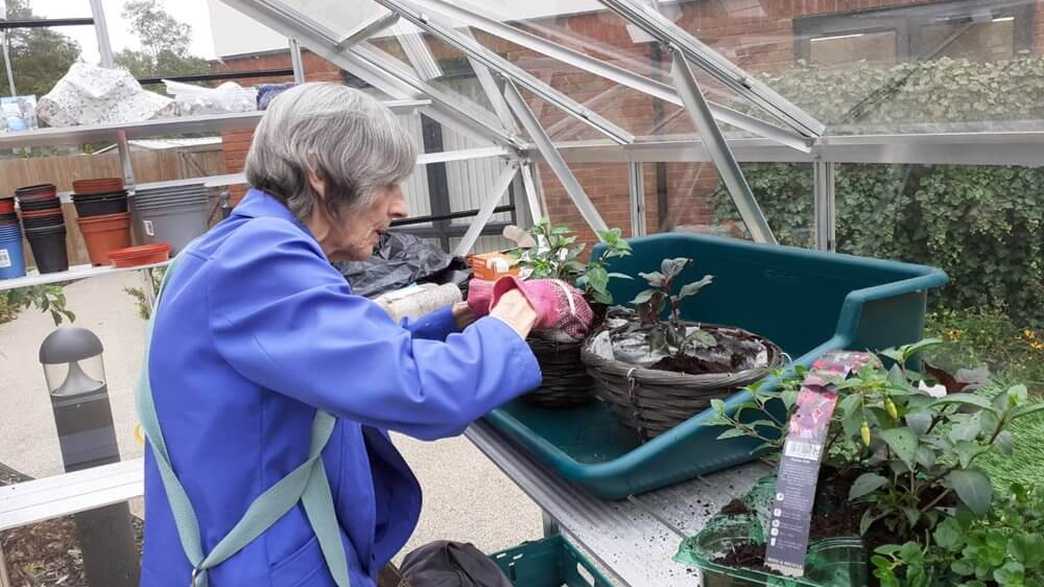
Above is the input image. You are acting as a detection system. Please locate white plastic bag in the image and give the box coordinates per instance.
[37,63,175,127]
[163,80,258,116]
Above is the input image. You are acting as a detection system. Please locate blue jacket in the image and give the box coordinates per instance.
[141,189,541,586]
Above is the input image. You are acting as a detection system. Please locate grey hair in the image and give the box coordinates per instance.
[245,82,417,221]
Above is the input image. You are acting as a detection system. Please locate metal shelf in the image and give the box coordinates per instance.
[0,261,171,293]
[465,420,768,586]
[0,100,430,149]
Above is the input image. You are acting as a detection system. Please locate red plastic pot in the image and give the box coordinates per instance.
[0,197,13,215]
[77,212,132,266]
[73,177,124,195]
[108,243,171,268]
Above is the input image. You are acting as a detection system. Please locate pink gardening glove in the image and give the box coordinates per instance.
[466,279,495,316]
[490,276,593,340]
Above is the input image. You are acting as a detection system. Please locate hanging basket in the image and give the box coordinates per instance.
[524,336,597,408]
[581,322,784,440]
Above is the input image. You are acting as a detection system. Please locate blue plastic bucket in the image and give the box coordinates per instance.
[0,229,27,280]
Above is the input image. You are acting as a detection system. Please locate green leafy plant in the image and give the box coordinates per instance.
[1,285,75,326]
[710,339,1044,542]
[713,162,1044,331]
[933,484,1044,587]
[874,484,1044,587]
[123,266,166,320]
[511,219,631,305]
[629,257,715,356]
[872,541,936,587]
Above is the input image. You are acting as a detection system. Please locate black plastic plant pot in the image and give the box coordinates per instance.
[0,212,18,223]
[22,216,66,229]
[26,226,69,273]
[18,199,62,211]
[74,197,128,217]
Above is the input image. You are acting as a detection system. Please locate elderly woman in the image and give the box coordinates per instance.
[138,83,590,586]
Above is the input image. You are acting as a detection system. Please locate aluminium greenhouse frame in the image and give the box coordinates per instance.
[219,0,1044,253]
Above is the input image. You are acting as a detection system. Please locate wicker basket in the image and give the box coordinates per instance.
[581,323,784,440]
[524,336,597,408]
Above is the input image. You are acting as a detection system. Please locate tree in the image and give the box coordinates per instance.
[114,0,209,81]
[0,0,81,98]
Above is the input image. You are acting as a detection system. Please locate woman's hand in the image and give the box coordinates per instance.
[491,277,593,341]
[451,301,478,330]
[489,289,538,339]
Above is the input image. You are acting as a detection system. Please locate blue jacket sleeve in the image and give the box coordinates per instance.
[401,305,458,341]
[206,219,541,440]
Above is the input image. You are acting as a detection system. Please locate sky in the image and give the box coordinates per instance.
[23,0,217,61]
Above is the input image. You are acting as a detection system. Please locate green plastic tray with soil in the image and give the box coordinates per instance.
[482,233,948,499]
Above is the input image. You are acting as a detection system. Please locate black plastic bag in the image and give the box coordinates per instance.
[398,541,513,587]
[335,231,469,298]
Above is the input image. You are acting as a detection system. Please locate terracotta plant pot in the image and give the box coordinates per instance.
[73,177,124,195]
[77,212,132,266]
[0,197,14,215]
[108,243,171,268]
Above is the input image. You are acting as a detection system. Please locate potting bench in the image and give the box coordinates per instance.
[466,420,768,586]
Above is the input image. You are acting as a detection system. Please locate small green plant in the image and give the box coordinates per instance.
[124,266,166,320]
[1,285,75,326]
[629,257,715,355]
[710,339,1044,542]
[511,219,631,304]
[874,484,1044,586]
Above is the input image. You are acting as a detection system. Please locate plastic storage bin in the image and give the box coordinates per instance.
[483,233,948,499]
[490,535,613,587]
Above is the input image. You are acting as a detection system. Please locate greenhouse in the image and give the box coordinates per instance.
[0,0,1042,585]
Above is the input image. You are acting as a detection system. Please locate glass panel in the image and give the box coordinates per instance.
[671,162,811,244]
[809,31,898,66]
[830,163,1044,389]
[710,0,1043,134]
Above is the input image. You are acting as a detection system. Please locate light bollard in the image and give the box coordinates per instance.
[40,327,139,586]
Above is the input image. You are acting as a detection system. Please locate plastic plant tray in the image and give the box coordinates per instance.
[482,233,948,499]
[675,476,868,586]
[490,534,613,587]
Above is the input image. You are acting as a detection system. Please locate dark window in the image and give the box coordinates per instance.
[794,1,1034,65]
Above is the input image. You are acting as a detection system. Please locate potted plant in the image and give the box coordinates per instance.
[508,219,632,408]
[674,339,1044,587]
[581,257,784,440]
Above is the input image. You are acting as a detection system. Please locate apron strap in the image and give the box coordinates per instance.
[136,254,352,587]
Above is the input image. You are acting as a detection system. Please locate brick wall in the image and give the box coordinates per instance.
[216,0,1043,244]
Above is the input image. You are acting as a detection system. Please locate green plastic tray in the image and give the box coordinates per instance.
[483,233,948,499]
[675,476,868,587]
[490,535,613,587]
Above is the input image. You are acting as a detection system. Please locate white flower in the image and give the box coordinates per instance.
[919,381,948,398]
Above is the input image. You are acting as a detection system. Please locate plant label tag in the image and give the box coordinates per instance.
[0,248,10,268]
[765,351,878,577]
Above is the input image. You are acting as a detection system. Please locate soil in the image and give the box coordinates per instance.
[713,467,930,583]
[651,351,751,376]
[0,461,144,586]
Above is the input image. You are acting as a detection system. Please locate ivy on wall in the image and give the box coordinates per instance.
[713,163,1044,327]
[713,57,1044,327]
